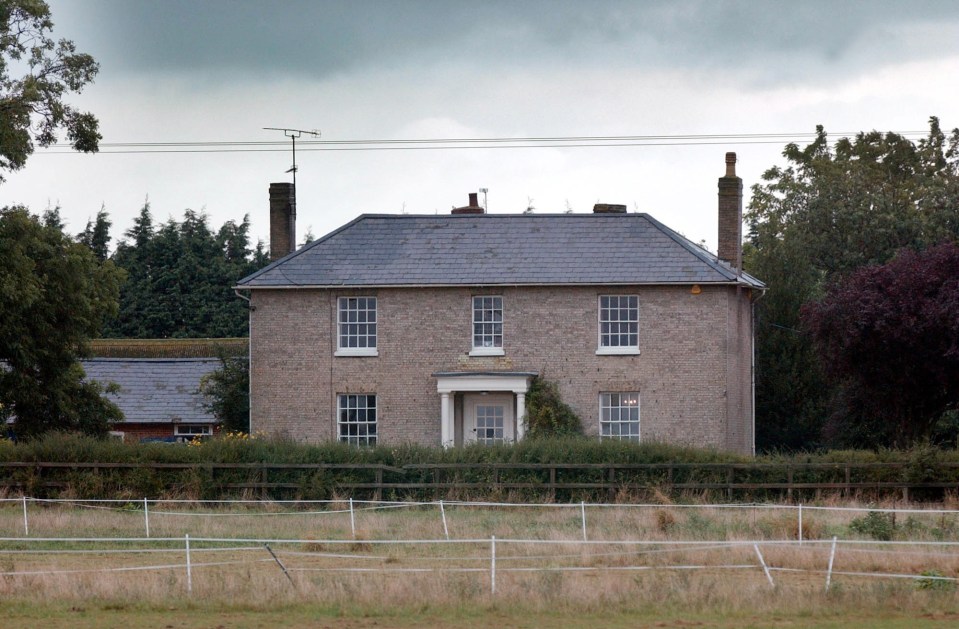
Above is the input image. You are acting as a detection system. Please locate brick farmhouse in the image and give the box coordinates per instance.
[236,154,764,454]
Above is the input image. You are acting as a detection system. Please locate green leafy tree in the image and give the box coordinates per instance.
[0,205,123,437]
[525,377,583,439]
[745,117,959,451]
[0,0,101,182]
[199,355,249,433]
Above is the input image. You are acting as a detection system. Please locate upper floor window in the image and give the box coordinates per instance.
[471,295,504,356]
[338,394,377,446]
[597,295,638,354]
[337,296,377,356]
[599,392,640,441]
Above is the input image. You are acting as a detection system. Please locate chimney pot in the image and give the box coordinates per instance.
[725,152,737,177]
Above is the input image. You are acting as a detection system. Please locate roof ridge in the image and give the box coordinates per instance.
[82,357,223,363]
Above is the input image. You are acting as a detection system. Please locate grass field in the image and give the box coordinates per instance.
[3,598,959,628]
[2,498,959,627]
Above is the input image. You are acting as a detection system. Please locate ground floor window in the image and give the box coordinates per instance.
[338,394,377,445]
[599,392,640,441]
[474,403,506,445]
[174,424,213,437]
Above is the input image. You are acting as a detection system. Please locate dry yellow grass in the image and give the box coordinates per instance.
[2,498,959,615]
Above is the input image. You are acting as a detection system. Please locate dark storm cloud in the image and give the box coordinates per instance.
[55,0,959,81]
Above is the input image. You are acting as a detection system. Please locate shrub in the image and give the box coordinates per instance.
[917,570,956,591]
[198,356,250,433]
[655,509,676,533]
[524,377,583,438]
[849,511,896,541]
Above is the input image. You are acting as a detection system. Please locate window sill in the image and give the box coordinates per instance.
[595,347,640,356]
[469,348,505,357]
[334,348,379,357]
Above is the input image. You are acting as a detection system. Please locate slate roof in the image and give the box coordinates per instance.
[82,358,219,425]
[237,213,764,289]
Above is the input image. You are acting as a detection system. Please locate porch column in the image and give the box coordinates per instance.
[440,392,453,448]
[516,392,527,441]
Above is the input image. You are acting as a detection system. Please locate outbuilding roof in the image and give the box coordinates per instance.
[82,358,219,425]
[236,213,764,289]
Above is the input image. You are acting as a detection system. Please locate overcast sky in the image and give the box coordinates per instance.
[3,0,959,252]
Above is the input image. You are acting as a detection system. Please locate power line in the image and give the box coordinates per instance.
[38,131,932,155]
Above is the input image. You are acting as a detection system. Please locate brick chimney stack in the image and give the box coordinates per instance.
[592,203,627,214]
[717,152,743,271]
[451,192,485,214]
[269,182,296,261]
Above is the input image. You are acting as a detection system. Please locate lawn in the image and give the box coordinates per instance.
[3,601,959,629]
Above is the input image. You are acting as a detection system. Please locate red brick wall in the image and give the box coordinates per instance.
[112,423,220,443]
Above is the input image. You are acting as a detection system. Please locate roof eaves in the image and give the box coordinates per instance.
[235,280,755,290]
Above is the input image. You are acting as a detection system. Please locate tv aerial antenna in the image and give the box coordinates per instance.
[263,127,320,188]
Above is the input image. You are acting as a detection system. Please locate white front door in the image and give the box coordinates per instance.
[464,394,514,445]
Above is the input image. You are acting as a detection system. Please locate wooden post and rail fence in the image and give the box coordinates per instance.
[1,461,958,501]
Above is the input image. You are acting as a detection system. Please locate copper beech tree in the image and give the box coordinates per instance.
[801,242,959,447]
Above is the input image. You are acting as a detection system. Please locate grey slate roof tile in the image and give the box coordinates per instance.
[237,213,765,289]
[82,358,219,425]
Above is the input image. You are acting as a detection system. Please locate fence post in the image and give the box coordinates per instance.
[753,544,774,588]
[798,503,803,546]
[825,536,838,591]
[727,466,735,500]
[439,500,450,540]
[349,497,356,539]
[22,495,28,536]
[264,544,295,586]
[260,463,268,500]
[185,534,192,594]
[490,535,496,595]
[581,501,587,541]
[144,497,151,538]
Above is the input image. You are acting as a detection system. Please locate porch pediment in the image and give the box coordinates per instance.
[432,371,537,394]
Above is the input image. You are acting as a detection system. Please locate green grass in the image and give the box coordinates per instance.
[2,600,958,629]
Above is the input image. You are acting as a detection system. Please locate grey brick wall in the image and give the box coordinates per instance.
[249,284,756,454]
